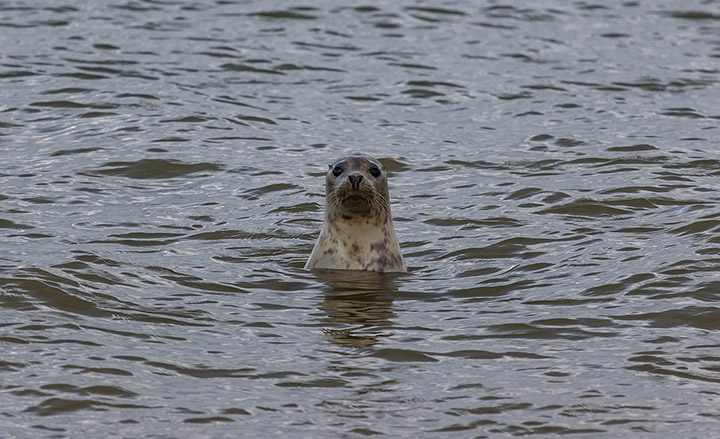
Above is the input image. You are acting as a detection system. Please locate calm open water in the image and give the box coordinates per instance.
[2,0,720,438]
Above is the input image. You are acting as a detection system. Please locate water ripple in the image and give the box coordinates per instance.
[2,0,720,437]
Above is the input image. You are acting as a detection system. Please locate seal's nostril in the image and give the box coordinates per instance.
[348,174,363,188]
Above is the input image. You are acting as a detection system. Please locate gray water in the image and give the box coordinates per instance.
[2,0,720,437]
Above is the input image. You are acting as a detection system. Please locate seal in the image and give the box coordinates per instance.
[305,153,407,273]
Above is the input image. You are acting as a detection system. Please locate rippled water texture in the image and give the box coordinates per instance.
[2,0,720,437]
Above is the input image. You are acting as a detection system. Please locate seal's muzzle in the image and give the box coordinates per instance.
[348,173,363,191]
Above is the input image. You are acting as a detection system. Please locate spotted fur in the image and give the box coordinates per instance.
[305,153,406,273]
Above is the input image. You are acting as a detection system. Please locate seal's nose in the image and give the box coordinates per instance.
[348,174,363,190]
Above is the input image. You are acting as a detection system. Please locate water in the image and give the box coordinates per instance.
[1,0,720,437]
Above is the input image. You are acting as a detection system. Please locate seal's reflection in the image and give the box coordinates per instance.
[312,269,402,348]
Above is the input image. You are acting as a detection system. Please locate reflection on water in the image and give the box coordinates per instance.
[312,268,404,292]
[314,270,400,348]
[319,292,395,348]
[2,0,720,437]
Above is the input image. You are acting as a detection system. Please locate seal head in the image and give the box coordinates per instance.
[305,153,407,273]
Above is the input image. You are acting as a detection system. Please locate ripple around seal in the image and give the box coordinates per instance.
[2,275,111,317]
[247,7,318,20]
[0,218,34,229]
[537,199,634,217]
[25,397,152,416]
[368,348,438,363]
[84,159,223,179]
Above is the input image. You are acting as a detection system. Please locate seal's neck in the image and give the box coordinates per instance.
[326,210,391,231]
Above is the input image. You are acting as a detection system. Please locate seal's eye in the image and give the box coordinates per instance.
[369,167,381,178]
[332,166,343,177]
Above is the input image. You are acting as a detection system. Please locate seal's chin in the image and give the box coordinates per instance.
[340,195,371,216]
[343,194,365,204]
[334,186,373,216]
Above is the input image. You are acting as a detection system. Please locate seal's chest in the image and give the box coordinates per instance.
[306,221,405,272]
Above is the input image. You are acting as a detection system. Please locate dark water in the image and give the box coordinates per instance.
[2,0,720,437]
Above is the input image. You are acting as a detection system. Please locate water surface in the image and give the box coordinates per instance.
[2,0,720,437]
